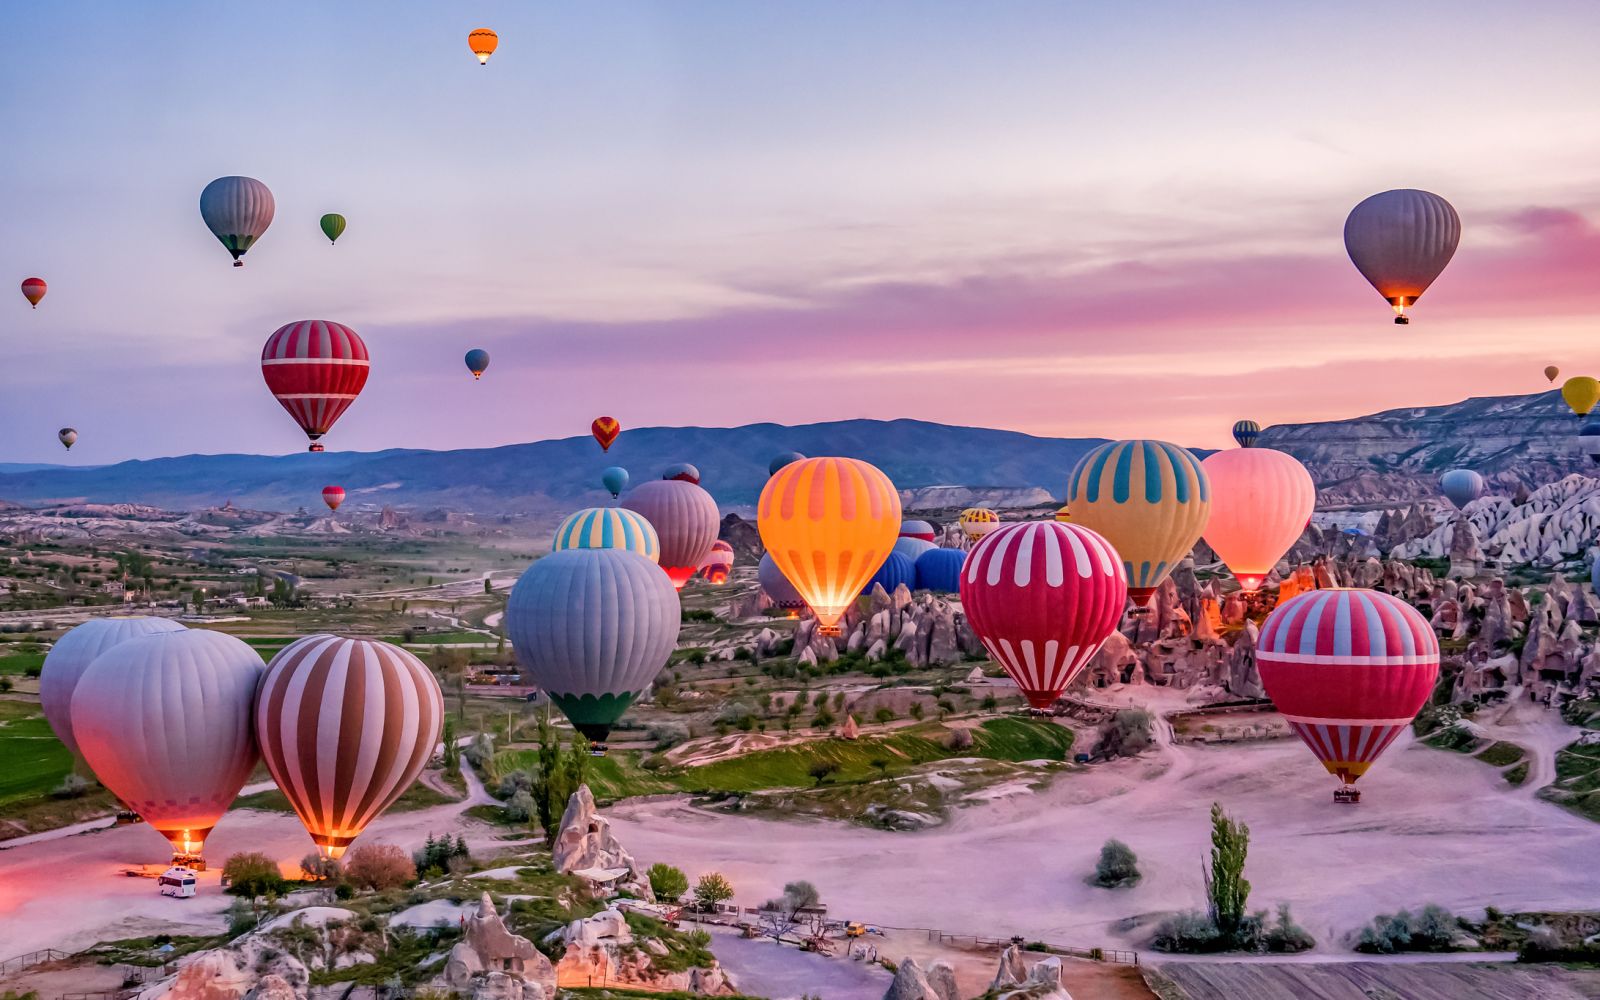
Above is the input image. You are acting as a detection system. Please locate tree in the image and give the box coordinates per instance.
[807,760,838,786]
[222,851,285,902]
[1093,839,1141,888]
[646,863,689,902]
[442,716,459,769]
[1094,708,1154,759]
[299,853,342,883]
[759,881,821,942]
[345,843,415,890]
[693,872,735,912]
[1203,803,1251,941]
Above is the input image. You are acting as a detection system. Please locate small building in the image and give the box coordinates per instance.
[159,866,198,898]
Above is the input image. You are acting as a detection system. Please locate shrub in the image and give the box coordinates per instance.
[1093,839,1140,888]
[1094,708,1154,758]
[808,761,838,786]
[1355,904,1458,954]
[646,863,689,902]
[222,852,286,899]
[946,728,974,751]
[345,843,415,891]
[874,707,896,724]
[504,789,536,823]
[693,872,735,912]
[1262,903,1315,953]
[299,853,342,883]
[1152,910,1222,952]
[51,773,90,799]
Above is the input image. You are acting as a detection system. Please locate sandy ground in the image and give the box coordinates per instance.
[606,720,1600,957]
[706,926,894,999]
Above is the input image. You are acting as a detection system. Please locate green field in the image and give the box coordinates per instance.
[234,779,460,814]
[0,708,73,805]
[0,650,45,676]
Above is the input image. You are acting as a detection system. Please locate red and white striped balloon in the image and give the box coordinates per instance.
[322,486,345,511]
[260,320,370,451]
[959,521,1128,709]
[255,635,444,858]
[1258,588,1439,786]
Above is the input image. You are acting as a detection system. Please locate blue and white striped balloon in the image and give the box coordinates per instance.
[552,507,660,563]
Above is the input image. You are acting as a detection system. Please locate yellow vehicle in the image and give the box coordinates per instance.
[846,922,866,938]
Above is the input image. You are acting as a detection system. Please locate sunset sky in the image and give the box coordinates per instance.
[3,2,1599,463]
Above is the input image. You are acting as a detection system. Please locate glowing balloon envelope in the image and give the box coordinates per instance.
[40,617,186,759]
[552,506,660,563]
[1343,189,1460,324]
[1201,448,1315,592]
[1066,440,1211,607]
[1439,469,1484,509]
[592,416,621,452]
[1259,589,1439,786]
[71,629,265,860]
[620,480,718,585]
[465,348,490,380]
[322,485,345,511]
[699,539,734,584]
[1563,377,1600,417]
[20,277,45,308]
[960,522,1128,708]
[505,548,680,741]
[58,428,77,450]
[261,320,370,451]
[1232,420,1261,448]
[758,457,901,633]
[256,635,444,858]
[602,466,629,499]
[200,176,275,267]
[959,508,1000,541]
[320,213,346,245]
[469,27,498,65]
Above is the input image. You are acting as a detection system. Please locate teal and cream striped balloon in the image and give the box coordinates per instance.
[552,507,660,563]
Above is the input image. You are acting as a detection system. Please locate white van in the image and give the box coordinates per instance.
[159,866,198,898]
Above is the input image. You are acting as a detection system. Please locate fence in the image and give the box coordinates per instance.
[0,949,70,975]
[922,928,1139,965]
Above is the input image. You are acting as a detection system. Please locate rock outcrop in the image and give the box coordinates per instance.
[440,893,556,1000]
[884,956,957,1000]
[552,908,736,995]
[552,785,653,899]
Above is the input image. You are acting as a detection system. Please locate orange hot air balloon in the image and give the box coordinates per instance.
[1201,448,1316,592]
[468,28,498,65]
[20,277,46,308]
[592,416,621,452]
[758,457,901,635]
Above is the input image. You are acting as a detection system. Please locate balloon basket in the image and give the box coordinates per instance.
[171,852,207,871]
[1333,787,1360,804]
[818,625,842,637]
[1393,315,1408,325]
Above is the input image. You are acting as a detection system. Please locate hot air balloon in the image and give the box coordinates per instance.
[699,540,735,584]
[592,416,620,452]
[71,629,264,863]
[758,552,807,610]
[621,479,719,587]
[465,348,489,380]
[261,320,370,451]
[320,213,346,245]
[1259,588,1439,794]
[663,462,700,484]
[960,522,1127,709]
[1232,420,1261,448]
[959,508,1000,542]
[256,635,443,859]
[504,548,680,741]
[469,27,498,65]
[1343,189,1460,324]
[1439,469,1484,509]
[758,457,900,634]
[899,519,937,543]
[1546,366,1561,383]
[1581,423,1600,466]
[20,277,45,308]
[914,547,966,594]
[602,466,629,499]
[861,551,915,596]
[552,506,660,563]
[322,485,345,511]
[1066,440,1211,608]
[40,617,186,759]
[1563,377,1600,418]
[1054,505,1071,523]
[58,428,77,450]
[769,452,805,476]
[1201,448,1316,592]
[892,537,937,563]
[200,176,275,267]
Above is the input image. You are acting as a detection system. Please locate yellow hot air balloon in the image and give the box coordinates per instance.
[959,507,1000,541]
[469,27,498,65]
[1054,504,1071,523]
[758,457,900,635]
[1545,366,1560,383]
[1563,376,1600,417]
[1067,440,1211,608]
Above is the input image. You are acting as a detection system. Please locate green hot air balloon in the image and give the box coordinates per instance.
[320,213,346,245]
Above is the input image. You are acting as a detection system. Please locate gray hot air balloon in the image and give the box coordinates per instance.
[758,552,806,610]
[1344,189,1460,324]
[504,548,680,741]
[620,478,720,589]
[200,176,275,267]
[769,451,806,476]
[892,537,937,563]
[40,616,186,758]
[71,628,264,863]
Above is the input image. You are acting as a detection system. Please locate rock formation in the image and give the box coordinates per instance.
[884,956,957,1000]
[440,893,557,1000]
[552,908,736,995]
[552,785,653,900]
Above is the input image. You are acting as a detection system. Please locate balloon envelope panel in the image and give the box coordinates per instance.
[40,616,186,757]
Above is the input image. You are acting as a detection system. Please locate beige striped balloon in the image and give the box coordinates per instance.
[256,634,444,859]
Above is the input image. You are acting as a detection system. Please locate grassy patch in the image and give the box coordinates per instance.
[0,651,45,676]
[0,713,75,804]
[1476,741,1527,767]
[236,779,458,814]
[1541,742,1600,821]
[1504,761,1530,786]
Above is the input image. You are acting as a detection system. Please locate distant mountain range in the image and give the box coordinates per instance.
[0,420,1109,513]
[0,391,1579,514]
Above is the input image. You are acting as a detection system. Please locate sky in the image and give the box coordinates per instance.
[3,1,1600,463]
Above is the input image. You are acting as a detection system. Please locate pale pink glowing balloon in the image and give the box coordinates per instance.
[1201,448,1316,592]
